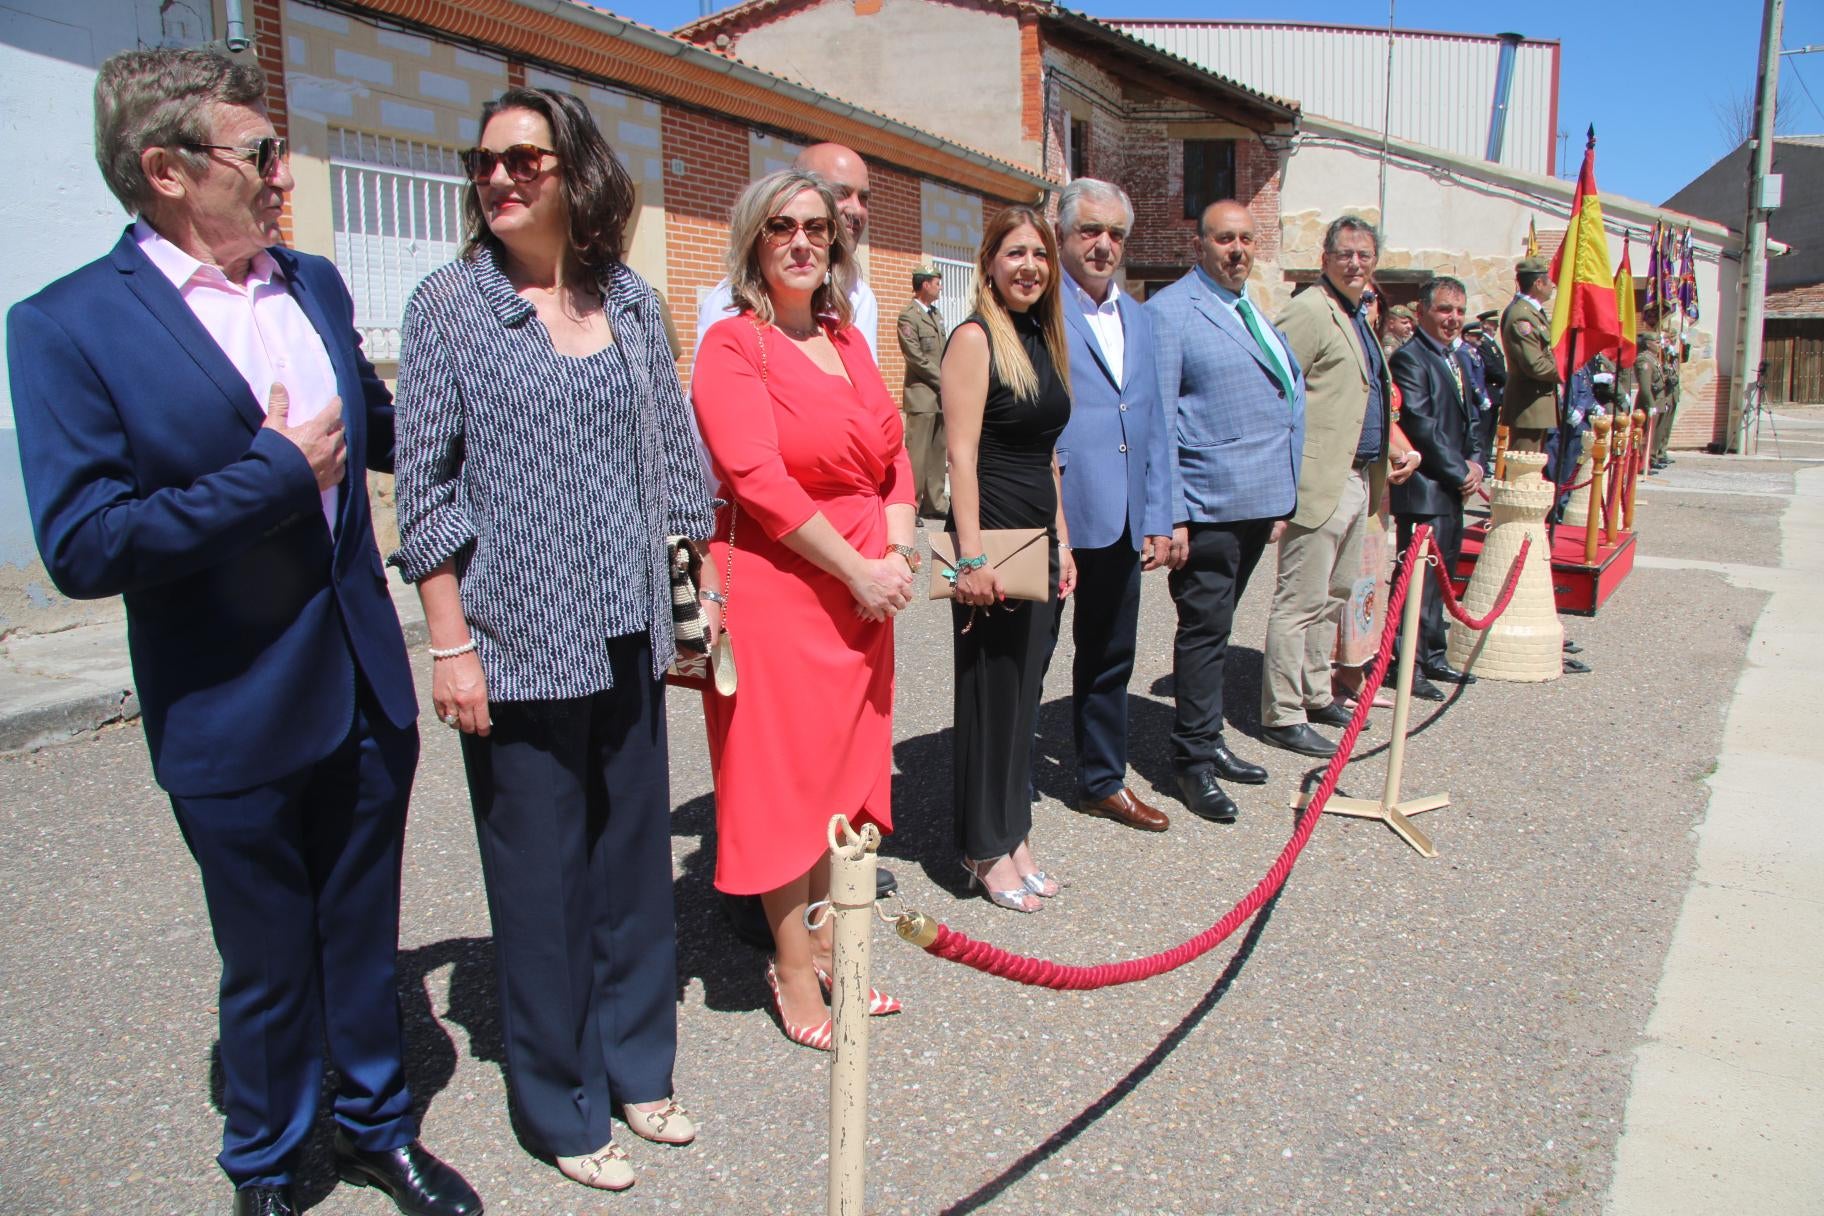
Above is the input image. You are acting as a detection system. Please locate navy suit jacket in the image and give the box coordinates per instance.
[7,230,416,796]
[1388,329,1480,518]
[1147,270,1305,526]
[1056,288,1173,550]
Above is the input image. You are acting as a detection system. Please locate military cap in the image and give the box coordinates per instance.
[1388,304,1415,320]
[1463,319,1484,334]
[911,266,942,288]
[1517,256,1550,276]
[1477,309,1500,323]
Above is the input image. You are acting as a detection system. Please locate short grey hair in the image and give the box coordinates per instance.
[1057,177,1134,236]
[1418,275,1468,309]
[1322,214,1380,256]
[725,169,855,330]
[94,48,266,214]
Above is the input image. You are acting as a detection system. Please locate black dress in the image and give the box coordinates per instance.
[949,309,1071,859]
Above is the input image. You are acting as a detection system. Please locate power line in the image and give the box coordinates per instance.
[1787,55,1824,123]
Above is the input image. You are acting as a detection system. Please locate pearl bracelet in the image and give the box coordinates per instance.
[428,639,477,660]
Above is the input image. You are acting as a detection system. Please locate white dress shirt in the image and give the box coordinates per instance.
[1064,271,1125,386]
[693,275,880,362]
[135,220,340,534]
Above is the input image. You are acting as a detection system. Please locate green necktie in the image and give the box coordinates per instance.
[1235,296,1293,399]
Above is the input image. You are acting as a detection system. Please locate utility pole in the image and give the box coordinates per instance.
[1730,0,1784,452]
[1376,0,1395,237]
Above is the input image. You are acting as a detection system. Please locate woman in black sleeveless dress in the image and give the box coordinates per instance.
[941,207,1075,912]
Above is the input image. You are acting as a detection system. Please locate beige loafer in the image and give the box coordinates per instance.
[556,1142,634,1191]
[622,1097,696,1146]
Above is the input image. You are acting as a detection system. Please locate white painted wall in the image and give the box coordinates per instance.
[1,0,203,626]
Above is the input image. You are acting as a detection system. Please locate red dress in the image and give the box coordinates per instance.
[691,315,914,895]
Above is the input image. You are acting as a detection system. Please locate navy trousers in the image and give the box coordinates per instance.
[459,635,677,1156]
[169,681,420,1187]
[1048,533,1142,800]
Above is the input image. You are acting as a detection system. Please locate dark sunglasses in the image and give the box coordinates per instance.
[761,215,835,247]
[186,135,288,179]
[460,144,558,184]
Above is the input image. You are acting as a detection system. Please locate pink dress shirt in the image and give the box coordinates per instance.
[134,220,341,535]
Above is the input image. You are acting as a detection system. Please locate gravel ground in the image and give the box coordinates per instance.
[0,455,1782,1216]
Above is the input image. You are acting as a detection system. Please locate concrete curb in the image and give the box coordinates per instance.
[0,574,426,757]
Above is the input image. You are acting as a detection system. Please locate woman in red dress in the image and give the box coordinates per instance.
[691,170,917,1050]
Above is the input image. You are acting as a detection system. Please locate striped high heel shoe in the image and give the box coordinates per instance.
[765,960,832,1051]
[813,964,902,1016]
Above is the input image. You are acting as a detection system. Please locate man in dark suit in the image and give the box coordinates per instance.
[7,49,478,1216]
[1148,199,1306,824]
[1388,276,1485,702]
[1475,309,1507,466]
[1049,179,1174,832]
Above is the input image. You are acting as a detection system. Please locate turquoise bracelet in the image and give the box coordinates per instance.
[942,553,989,585]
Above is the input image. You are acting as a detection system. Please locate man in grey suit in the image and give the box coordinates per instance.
[1149,199,1306,824]
[1049,179,1175,833]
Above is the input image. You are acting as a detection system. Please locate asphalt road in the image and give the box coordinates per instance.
[0,454,1788,1215]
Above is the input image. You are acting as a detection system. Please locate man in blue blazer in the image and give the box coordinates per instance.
[7,50,478,1216]
[1148,200,1306,825]
[1049,180,1174,832]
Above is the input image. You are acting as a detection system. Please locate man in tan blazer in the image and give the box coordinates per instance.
[1499,256,1560,452]
[896,267,947,517]
[1261,216,1407,756]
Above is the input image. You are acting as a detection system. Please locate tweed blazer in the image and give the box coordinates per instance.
[1147,270,1305,526]
[1276,282,1391,529]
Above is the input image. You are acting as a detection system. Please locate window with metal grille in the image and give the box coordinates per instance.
[1182,139,1236,220]
[1069,117,1088,181]
[930,255,976,335]
[329,130,467,362]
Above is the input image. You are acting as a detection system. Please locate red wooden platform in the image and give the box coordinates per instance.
[1454,521,1636,616]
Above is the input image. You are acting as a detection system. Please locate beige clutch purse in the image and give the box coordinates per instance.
[928,529,1050,602]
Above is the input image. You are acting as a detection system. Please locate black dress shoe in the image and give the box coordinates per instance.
[1174,766,1239,823]
[233,1186,298,1216]
[1209,743,1268,785]
[1307,701,1353,729]
[1562,639,1582,654]
[1563,657,1591,674]
[1261,723,1338,758]
[876,866,898,898]
[1408,675,1447,702]
[333,1133,482,1216]
[1420,663,1477,685]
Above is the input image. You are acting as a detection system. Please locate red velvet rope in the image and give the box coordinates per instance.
[1429,534,1531,631]
[915,527,1435,990]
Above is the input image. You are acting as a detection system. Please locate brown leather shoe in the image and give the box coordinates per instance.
[1077,788,1170,832]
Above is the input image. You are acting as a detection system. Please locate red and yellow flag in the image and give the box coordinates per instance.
[1548,128,1621,380]
[1526,217,1540,259]
[1615,233,1637,370]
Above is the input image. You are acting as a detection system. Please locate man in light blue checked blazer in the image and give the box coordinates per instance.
[1147,199,1306,825]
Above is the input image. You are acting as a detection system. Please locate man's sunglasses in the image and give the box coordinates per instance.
[460,144,558,184]
[186,136,288,179]
[761,216,835,247]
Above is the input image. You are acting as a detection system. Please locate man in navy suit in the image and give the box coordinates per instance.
[1388,276,1485,703]
[1048,179,1174,833]
[7,50,478,1216]
[1148,200,1306,825]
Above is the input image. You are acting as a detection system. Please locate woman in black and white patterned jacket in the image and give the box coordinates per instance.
[390,86,713,1196]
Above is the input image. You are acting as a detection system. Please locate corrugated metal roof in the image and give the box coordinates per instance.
[1109,19,1556,174]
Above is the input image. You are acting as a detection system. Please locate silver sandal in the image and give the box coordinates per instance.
[960,858,1039,912]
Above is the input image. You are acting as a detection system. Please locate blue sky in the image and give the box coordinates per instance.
[605,0,1824,207]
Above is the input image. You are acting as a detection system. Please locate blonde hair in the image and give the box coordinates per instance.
[973,206,1070,403]
[725,169,854,329]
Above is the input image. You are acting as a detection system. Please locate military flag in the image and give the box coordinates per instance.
[1678,225,1700,324]
[1616,233,1637,369]
[1526,217,1540,258]
[1547,127,1621,381]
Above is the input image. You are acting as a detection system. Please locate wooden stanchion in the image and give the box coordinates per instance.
[1584,416,1611,565]
[1494,425,1511,482]
[1625,408,1646,531]
[1292,538,1447,857]
[1605,411,1630,545]
[825,815,880,1216]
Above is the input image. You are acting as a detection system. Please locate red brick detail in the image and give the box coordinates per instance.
[250,0,293,244]
[853,0,882,13]
[865,163,928,396]
[507,58,526,88]
[1019,17,1043,144]
[662,106,752,384]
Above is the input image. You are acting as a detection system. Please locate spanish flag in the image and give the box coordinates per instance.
[1615,233,1637,370]
[1548,127,1621,381]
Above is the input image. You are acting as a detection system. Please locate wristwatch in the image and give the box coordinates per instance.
[888,543,921,571]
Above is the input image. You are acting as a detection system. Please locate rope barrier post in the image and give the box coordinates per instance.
[1300,532,1446,857]
[1605,411,1630,546]
[825,814,880,1216]
[1625,407,1646,531]
[1494,426,1510,483]
[1584,416,1611,565]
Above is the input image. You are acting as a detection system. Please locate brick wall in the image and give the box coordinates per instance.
[250,0,293,244]
[867,163,925,398]
[661,106,750,383]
